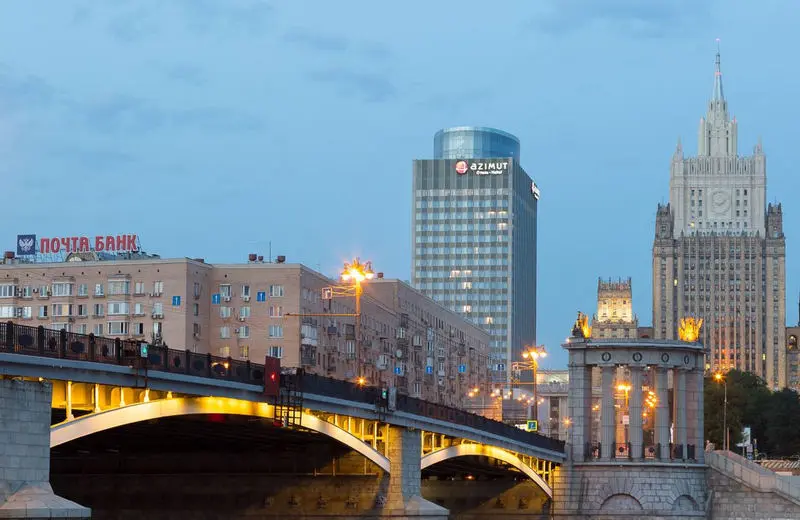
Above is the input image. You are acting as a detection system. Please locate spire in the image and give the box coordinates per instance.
[712,38,724,102]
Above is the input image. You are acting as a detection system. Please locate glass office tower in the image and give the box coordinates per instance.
[413,127,539,384]
[434,126,520,160]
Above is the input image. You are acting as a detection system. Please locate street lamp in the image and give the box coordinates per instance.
[340,258,375,381]
[714,372,728,451]
[521,345,547,422]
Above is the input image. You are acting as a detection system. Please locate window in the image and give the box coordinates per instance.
[51,304,73,317]
[108,280,130,295]
[38,306,48,318]
[153,321,162,338]
[77,304,88,317]
[21,286,32,298]
[239,306,251,318]
[193,282,201,299]
[77,284,88,297]
[134,303,144,315]
[241,285,250,298]
[268,346,283,358]
[94,283,104,296]
[219,345,231,357]
[269,325,283,338]
[193,303,199,316]
[220,284,232,298]
[0,284,15,298]
[93,304,105,317]
[51,283,73,297]
[134,282,146,295]
[220,326,231,339]
[238,325,250,338]
[193,323,201,336]
[20,307,32,319]
[152,302,163,317]
[50,322,69,332]
[153,281,164,295]
[220,306,232,318]
[39,285,49,297]
[75,324,87,334]
[107,321,129,335]
[107,302,130,315]
[239,345,249,360]
[93,324,104,335]
[269,305,283,318]
[0,305,13,318]
[133,322,145,335]
[269,285,284,297]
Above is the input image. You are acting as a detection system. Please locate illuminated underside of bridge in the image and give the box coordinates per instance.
[48,379,557,495]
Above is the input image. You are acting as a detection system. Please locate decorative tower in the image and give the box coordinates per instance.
[653,46,787,388]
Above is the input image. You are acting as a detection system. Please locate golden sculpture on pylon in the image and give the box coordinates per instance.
[571,311,592,339]
[678,317,703,342]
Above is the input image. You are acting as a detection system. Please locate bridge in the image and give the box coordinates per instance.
[0,321,564,519]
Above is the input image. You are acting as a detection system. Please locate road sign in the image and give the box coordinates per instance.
[425,366,433,374]
[526,420,538,432]
[458,364,466,373]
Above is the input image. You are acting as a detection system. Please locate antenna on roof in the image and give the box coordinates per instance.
[268,241,272,263]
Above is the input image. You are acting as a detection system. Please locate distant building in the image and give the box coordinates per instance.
[787,326,800,390]
[413,126,540,385]
[591,277,639,339]
[0,249,491,410]
[652,50,787,389]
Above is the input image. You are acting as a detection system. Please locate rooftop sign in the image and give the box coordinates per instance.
[454,160,509,176]
[16,234,140,256]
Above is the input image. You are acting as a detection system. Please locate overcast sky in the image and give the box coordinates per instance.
[2,0,799,369]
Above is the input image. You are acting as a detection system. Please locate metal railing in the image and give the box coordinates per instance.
[1,321,566,455]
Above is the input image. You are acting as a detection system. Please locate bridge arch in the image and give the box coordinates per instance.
[50,397,390,472]
[420,444,553,498]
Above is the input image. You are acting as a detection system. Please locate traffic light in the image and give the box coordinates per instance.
[264,356,281,398]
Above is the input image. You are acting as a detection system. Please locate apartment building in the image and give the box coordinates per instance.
[0,251,490,408]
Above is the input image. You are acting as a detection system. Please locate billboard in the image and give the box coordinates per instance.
[15,234,140,255]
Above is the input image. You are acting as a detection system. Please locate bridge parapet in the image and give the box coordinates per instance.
[1,320,565,461]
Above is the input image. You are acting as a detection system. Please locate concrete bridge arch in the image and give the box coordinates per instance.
[420,443,553,498]
[50,396,390,472]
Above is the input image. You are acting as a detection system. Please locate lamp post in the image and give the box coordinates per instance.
[616,383,632,445]
[340,258,375,381]
[521,345,547,422]
[714,372,728,451]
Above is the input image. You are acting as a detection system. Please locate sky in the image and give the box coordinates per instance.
[2,0,800,371]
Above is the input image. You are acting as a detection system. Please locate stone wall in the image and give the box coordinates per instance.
[0,378,90,518]
[709,467,800,520]
[551,463,707,518]
[706,450,800,520]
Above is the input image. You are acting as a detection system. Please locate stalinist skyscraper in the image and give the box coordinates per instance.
[653,49,787,389]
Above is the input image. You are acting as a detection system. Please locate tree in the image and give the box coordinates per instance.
[763,389,800,457]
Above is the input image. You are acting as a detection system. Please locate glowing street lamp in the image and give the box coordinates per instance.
[714,372,728,451]
[340,258,375,382]
[520,345,547,422]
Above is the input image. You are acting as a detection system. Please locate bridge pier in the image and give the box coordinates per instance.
[381,426,448,519]
[0,378,90,519]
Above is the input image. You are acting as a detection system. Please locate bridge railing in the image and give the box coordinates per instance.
[0,321,265,386]
[1,321,565,455]
[295,372,565,454]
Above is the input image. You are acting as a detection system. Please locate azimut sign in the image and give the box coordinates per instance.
[454,160,509,176]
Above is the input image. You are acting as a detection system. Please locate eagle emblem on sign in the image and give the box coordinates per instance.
[16,235,36,255]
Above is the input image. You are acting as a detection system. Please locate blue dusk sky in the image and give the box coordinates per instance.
[2,1,799,370]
